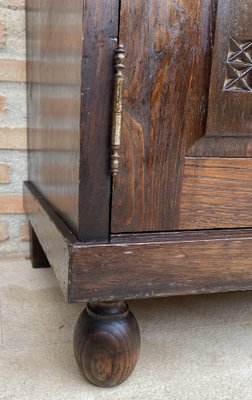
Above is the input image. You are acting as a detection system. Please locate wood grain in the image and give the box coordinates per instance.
[188,137,252,157]
[111,0,216,233]
[73,302,140,387]
[24,182,75,299]
[70,229,252,302]
[206,0,252,137]
[79,0,119,241]
[25,180,252,303]
[190,0,252,157]
[25,0,252,307]
[26,0,119,241]
[26,0,83,236]
[179,157,252,229]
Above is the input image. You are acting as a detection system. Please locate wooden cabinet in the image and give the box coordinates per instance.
[25,0,252,388]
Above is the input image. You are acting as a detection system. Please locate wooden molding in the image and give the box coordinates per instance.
[187,137,252,158]
[24,181,252,303]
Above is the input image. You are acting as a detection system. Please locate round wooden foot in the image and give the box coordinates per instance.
[73,301,141,387]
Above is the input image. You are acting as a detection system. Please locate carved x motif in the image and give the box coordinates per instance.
[224,37,252,92]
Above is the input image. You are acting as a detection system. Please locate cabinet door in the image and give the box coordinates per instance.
[111,0,252,233]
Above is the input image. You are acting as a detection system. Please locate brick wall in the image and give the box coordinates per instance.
[0,0,29,258]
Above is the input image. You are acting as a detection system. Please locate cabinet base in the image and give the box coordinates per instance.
[24,181,252,302]
[73,301,141,387]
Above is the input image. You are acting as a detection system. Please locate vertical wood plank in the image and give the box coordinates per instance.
[112,0,216,233]
[79,0,119,241]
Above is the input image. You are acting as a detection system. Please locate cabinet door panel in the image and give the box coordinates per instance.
[111,0,216,233]
[179,0,252,229]
[179,158,252,229]
[112,0,215,232]
[112,0,252,233]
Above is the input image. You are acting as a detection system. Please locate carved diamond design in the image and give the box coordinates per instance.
[223,37,252,92]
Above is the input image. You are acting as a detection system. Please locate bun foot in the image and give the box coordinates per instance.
[73,301,141,387]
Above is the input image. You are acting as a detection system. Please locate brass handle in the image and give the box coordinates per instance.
[111,44,125,176]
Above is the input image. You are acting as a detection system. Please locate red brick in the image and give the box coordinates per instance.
[0,59,26,83]
[20,223,30,241]
[0,222,9,241]
[0,22,7,48]
[0,127,27,149]
[0,194,24,214]
[0,96,7,113]
[7,0,25,10]
[0,164,10,183]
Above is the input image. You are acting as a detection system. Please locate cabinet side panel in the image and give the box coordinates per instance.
[26,0,83,236]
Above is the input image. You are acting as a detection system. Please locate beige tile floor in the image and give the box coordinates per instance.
[0,259,252,400]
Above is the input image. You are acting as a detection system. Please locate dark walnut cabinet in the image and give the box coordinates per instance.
[25,0,252,387]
